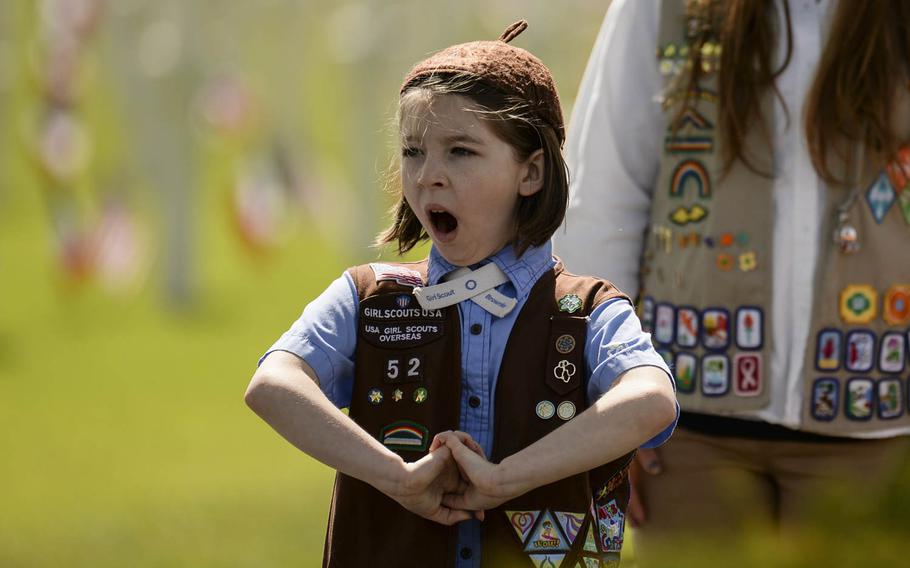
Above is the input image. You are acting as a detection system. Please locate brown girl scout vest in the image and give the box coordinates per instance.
[646,0,910,437]
[322,259,635,568]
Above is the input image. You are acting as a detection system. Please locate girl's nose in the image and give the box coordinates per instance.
[417,156,447,189]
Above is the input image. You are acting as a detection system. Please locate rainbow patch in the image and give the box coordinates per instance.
[670,159,711,198]
[670,107,714,131]
[665,135,714,154]
[380,420,428,452]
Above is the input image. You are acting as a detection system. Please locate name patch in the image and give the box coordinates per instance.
[360,294,446,348]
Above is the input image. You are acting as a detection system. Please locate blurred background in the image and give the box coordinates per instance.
[2,1,909,567]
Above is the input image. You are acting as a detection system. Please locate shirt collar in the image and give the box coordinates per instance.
[427,241,555,300]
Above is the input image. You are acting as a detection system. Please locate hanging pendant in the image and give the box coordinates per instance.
[833,212,860,254]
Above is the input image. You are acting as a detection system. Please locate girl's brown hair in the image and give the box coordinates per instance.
[680,0,909,182]
[376,73,569,258]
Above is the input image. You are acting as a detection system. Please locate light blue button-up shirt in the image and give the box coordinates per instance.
[262,241,677,567]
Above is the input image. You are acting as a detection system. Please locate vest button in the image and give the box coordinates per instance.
[460,547,473,560]
[470,323,483,335]
[469,396,481,408]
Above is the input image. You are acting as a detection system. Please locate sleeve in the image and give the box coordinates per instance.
[585,296,678,449]
[259,272,359,408]
[552,0,666,298]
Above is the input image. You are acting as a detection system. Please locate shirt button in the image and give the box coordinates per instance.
[460,547,473,560]
[469,396,481,408]
[470,323,482,335]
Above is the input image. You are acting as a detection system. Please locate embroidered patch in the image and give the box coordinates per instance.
[738,251,757,272]
[581,557,600,568]
[392,388,403,402]
[369,263,424,287]
[677,231,701,248]
[360,294,446,348]
[811,378,839,421]
[536,400,556,420]
[701,308,730,350]
[557,401,577,421]
[383,355,424,385]
[380,421,428,452]
[702,354,729,396]
[654,303,675,345]
[670,105,714,131]
[553,360,577,384]
[675,307,699,348]
[395,294,411,308]
[596,499,625,552]
[554,511,586,545]
[883,285,910,325]
[412,387,428,404]
[640,297,655,333]
[886,145,910,194]
[669,159,712,199]
[878,379,903,419]
[716,252,733,271]
[583,524,598,553]
[555,334,577,354]
[865,172,896,224]
[879,332,906,373]
[506,510,541,543]
[899,188,910,225]
[839,285,878,324]
[529,554,566,568]
[665,135,714,154]
[845,378,874,421]
[674,352,697,393]
[815,329,842,371]
[735,306,763,349]
[367,388,383,405]
[733,353,762,397]
[719,233,735,247]
[525,510,570,553]
[558,294,583,314]
[668,204,708,225]
[845,330,876,373]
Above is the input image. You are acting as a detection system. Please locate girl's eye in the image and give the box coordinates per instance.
[401,147,421,158]
[451,146,474,156]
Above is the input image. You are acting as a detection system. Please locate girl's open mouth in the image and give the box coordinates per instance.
[429,209,458,238]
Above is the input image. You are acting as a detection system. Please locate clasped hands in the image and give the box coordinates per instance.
[383,430,513,525]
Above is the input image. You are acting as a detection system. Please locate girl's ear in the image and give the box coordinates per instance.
[518,149,545,197]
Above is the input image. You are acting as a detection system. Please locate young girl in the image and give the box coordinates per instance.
[246,20,677,568]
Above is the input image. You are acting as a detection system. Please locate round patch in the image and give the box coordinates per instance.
[557,401,576,421]
[413,387,428,404]
[368,388,383,405]
[466,279,477,290]
[555,334,576,354]
[535,400,555,420]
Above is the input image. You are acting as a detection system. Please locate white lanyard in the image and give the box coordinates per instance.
[413,263,518,318]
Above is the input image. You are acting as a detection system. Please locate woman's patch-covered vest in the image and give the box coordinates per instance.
[645,0,910,436]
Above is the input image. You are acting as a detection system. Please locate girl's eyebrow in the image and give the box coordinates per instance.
[401,133,484,146]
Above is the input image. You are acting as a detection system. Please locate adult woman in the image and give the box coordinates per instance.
[555,0,910,560]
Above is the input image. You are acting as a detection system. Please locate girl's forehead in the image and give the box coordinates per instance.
[399,92,487,140]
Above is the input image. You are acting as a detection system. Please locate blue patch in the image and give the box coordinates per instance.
[700,307,731,351]
[865,172,896,224]
[673,352,697,393]
[734,306,763,350]
[675,305,699,348]
[653,303,676,346]
[811,378,839,421]
[845,378,875,421]
[815,328,842,372]
[701,353,729,396]
[395,294,411,308]
[844,329,876,373]
[877,378,903,420]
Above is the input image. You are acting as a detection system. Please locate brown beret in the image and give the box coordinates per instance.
[400,20,565,145]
